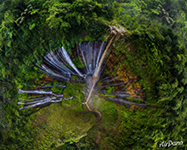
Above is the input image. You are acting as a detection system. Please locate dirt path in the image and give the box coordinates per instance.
[85,33,118,122]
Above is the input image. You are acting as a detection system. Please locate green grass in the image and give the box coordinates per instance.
[33,102,96,149]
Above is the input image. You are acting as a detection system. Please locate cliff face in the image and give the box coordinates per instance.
[105,47,145,96]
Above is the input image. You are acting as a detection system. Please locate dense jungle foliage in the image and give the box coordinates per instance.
[0,0,187,149]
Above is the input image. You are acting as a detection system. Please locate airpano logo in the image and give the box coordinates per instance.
[159,140,183,147]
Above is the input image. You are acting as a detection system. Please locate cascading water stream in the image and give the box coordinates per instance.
[18,34,148,121]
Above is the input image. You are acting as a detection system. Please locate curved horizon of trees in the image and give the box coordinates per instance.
[0,0,187,149]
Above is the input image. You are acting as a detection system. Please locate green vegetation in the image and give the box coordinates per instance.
[1,0,187,149]
[51,82,66,94]
[32,103,96,149]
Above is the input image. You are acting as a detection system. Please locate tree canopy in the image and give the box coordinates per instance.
[1,0,187,149]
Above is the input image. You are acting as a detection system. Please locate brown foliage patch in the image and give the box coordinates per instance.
[106,47,146,101]
[32,113,47,128]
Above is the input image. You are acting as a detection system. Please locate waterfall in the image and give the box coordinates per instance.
[18,41,147,117]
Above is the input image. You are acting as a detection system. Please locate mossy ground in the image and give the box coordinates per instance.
[29,89,120,149]
[32,101,96,149]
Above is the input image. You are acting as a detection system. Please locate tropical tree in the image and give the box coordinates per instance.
[1,0,187,149]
